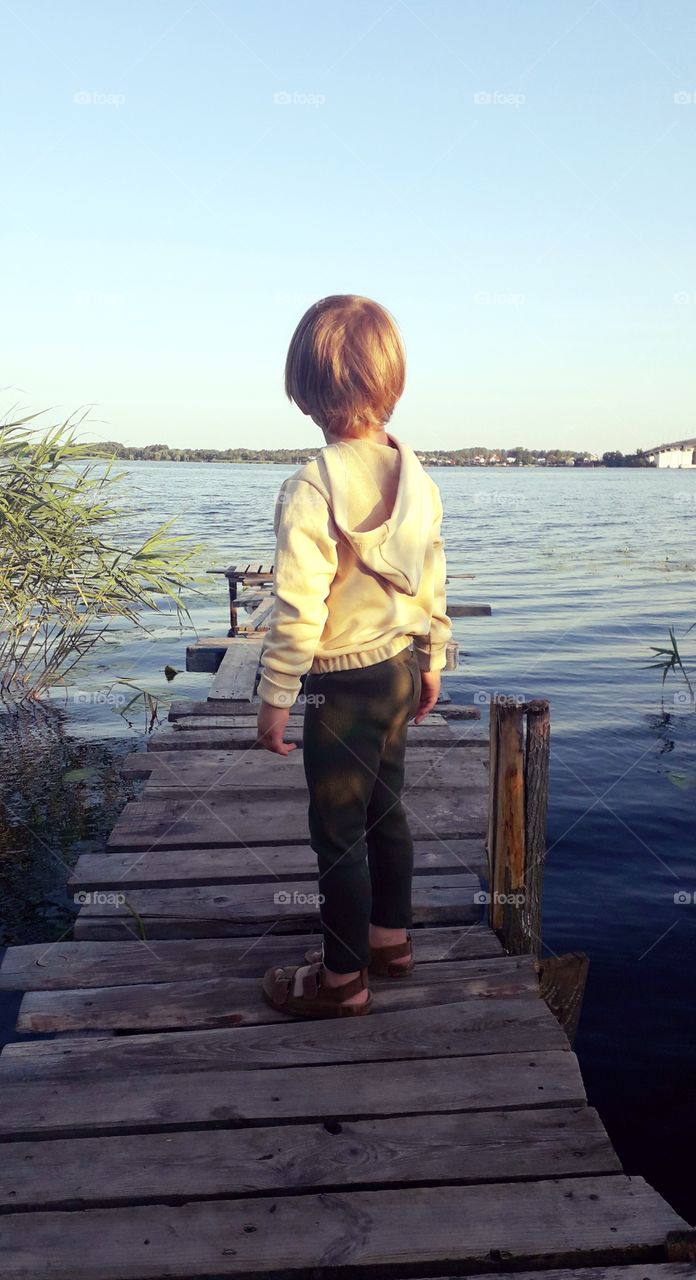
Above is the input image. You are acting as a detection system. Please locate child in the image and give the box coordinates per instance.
[257,295,451,1018]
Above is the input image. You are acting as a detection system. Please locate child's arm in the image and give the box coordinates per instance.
[413,487,452,676]
[257,478,338,724]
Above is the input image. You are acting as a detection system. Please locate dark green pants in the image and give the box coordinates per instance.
[302,647,422,973]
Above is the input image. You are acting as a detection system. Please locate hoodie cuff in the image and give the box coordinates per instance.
[257,667,302,708]
[413,641,448,673]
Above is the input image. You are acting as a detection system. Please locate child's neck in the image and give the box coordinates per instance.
[323,425,391,446]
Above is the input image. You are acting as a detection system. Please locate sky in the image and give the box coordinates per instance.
[2,0,694,454]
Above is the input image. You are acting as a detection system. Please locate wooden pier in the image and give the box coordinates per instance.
[0,572,692,1277]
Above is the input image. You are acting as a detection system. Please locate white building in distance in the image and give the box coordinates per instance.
[640,438,696,468]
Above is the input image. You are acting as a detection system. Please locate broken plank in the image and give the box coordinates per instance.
[0,925,503,991]
[16,956,538,1034]
[0,1177,686,1280]
[0,1106,620,1211]
[0,997,568,1082]
[207,639,263,702]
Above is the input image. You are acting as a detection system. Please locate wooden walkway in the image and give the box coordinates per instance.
[0,629,692,1277]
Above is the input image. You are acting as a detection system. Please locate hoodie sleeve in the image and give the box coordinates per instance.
[257,478,338,707]
[413,485,452,673]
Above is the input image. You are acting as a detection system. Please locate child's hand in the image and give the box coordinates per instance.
[414,670,440,724]
[256,701,297,755]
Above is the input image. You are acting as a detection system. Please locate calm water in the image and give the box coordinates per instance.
[1,461,695,1219]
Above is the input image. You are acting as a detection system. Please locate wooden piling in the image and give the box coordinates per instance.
[487,696,550,956]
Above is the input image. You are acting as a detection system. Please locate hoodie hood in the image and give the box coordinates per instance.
[310,433,433,596]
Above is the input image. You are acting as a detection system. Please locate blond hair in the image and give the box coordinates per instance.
[284,295,405,437]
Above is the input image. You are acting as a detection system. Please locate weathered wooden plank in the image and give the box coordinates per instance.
[0,997,568,1082]
[394,1271,696,1280]
[0,1106,620,1211]
[167,698,483,723]
[0,1049,585,1138]
[16,956,538,1033]
[207,639,263,702]
[0,925,503,991]
[105,792,487,852]
[70,839,487,891]
[72,875,483,939]
[448,603,493,616]
[121,745,488,789]
[146,721,476,751]
[169,698,304,719]
[162,710,451,730]
[0,1177,686,1279]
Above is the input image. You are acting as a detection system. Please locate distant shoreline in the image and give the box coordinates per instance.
[87,443,653,469]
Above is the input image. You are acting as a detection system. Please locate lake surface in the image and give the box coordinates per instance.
[1,460,695,1219]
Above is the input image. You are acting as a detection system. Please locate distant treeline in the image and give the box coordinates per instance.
[89,441,651,467]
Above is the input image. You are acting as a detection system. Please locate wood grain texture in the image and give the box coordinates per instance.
[105,791,488,852]
[72,875,483,939]
[0,925,503,991]
[146,720,476,751]
[0,1178,686,1280]
[70,839,487,890]
[0,997,567,1082]
[121,744,488,790]
[207,639,263,702]
[0,1049,586,1138]
[16,956,539,1033]
[0,1107,619,1210]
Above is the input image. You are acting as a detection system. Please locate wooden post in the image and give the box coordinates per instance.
[226,574,239,637]
[537,951,589,1047]
[487,696,550,956]
[523,698,550,952]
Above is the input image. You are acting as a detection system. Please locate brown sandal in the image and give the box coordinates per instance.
[262,961,372,1019]
[304,932,414,978]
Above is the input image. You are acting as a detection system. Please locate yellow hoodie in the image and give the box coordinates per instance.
[258,432,452,707]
